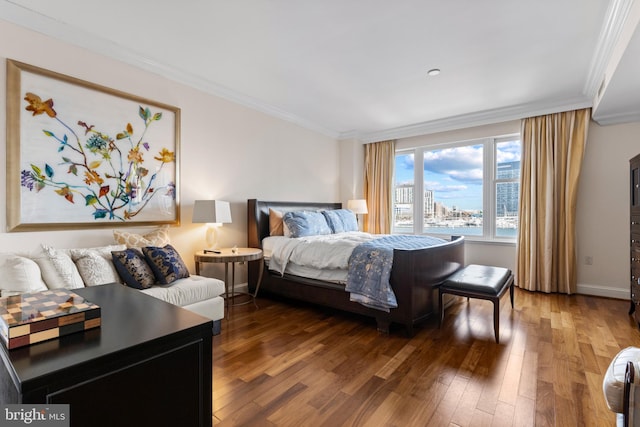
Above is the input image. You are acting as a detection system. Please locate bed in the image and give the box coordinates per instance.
[247,199,465,335]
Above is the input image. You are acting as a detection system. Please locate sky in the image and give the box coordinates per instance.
[395,140,521,211]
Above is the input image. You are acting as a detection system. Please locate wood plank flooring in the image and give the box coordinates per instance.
[212,289,640,426]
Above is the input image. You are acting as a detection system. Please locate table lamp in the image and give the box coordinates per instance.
[347,199,368,230]
[192,200,232,252]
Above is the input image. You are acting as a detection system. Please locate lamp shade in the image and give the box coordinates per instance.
[192,200,232,224]
[347,199,368,214]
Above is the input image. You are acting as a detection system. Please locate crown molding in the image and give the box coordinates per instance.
[583,0,634,97]
[592,109,640,125]
[0,1,341,139]
[341,96,593,143]
[0,0,613,143]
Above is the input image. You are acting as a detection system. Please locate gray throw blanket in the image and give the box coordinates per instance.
[345,235,446,311]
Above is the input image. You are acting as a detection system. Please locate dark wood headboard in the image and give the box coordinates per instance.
[247,199,342,248]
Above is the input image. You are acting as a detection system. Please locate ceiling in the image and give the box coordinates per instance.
[1,0,639,141]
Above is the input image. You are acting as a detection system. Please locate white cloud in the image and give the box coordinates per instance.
[424,145,483,184]
[497,140,521,163]
[424,181,467,192]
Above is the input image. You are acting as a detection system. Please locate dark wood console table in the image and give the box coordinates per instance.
[0,283,213,427]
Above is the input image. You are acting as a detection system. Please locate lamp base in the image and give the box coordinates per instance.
[205,225,220,249]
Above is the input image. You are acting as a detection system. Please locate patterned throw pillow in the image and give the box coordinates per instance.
[282,211,333,238]
[322,209,359,233]
[113,225,170,248]
[142,244,190,285]
[69,245,126,286]
[111,248,156,289]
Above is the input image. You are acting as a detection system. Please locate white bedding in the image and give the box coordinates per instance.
[263,231,377,278]
[268,262,348,283]
[263,231,447,312]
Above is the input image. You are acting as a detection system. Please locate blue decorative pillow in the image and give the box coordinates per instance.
[142,244,190,285]
[282,211,333,238]
[111,248,156,289]
[322,209,359,233]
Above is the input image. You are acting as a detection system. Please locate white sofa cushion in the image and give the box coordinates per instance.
[140,275,224,307]
[184,297,224,322]
[0,254,48,296]
[603,346,640,413]
[32,245,84,290]
[69,245,126,286]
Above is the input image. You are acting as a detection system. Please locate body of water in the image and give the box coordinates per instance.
[394,226,517,238]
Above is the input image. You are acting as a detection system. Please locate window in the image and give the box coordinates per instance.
[394,153,415,233]
[393,136,521,240]
[494,139,521,238]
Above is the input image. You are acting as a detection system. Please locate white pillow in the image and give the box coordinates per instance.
[69,245,126,286]
[32,245,84,290]
[0,254,48,296]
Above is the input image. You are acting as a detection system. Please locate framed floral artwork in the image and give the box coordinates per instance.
[6,59,181,231]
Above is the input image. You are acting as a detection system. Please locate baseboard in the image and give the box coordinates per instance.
[576,283,629,300]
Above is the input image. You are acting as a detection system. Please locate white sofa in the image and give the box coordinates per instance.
[0,243,225,334]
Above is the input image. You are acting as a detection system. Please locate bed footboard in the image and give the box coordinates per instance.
[387,238,464,334]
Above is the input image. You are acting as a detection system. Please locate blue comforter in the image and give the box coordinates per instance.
[345,235,446,311]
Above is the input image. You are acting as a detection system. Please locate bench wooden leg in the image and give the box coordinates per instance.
[493,297,500,343]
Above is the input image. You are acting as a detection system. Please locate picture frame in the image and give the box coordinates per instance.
[6,59,181,231]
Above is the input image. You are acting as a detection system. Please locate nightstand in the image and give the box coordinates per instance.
[194,248,264,308]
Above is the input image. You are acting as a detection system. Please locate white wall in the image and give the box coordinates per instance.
[0,20,339,282]
[576,121,640,299]
[338,138,365,204]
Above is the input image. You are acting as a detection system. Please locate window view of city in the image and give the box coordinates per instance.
[495,153,520,238]
[393,139,521,238]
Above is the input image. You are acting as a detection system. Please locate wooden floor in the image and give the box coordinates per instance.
[212,289,640,426]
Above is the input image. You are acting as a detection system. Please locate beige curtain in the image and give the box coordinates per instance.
[363,140,396,234]
[516,108,590,294]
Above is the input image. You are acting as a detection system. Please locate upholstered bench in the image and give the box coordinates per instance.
[439,264,514,343]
